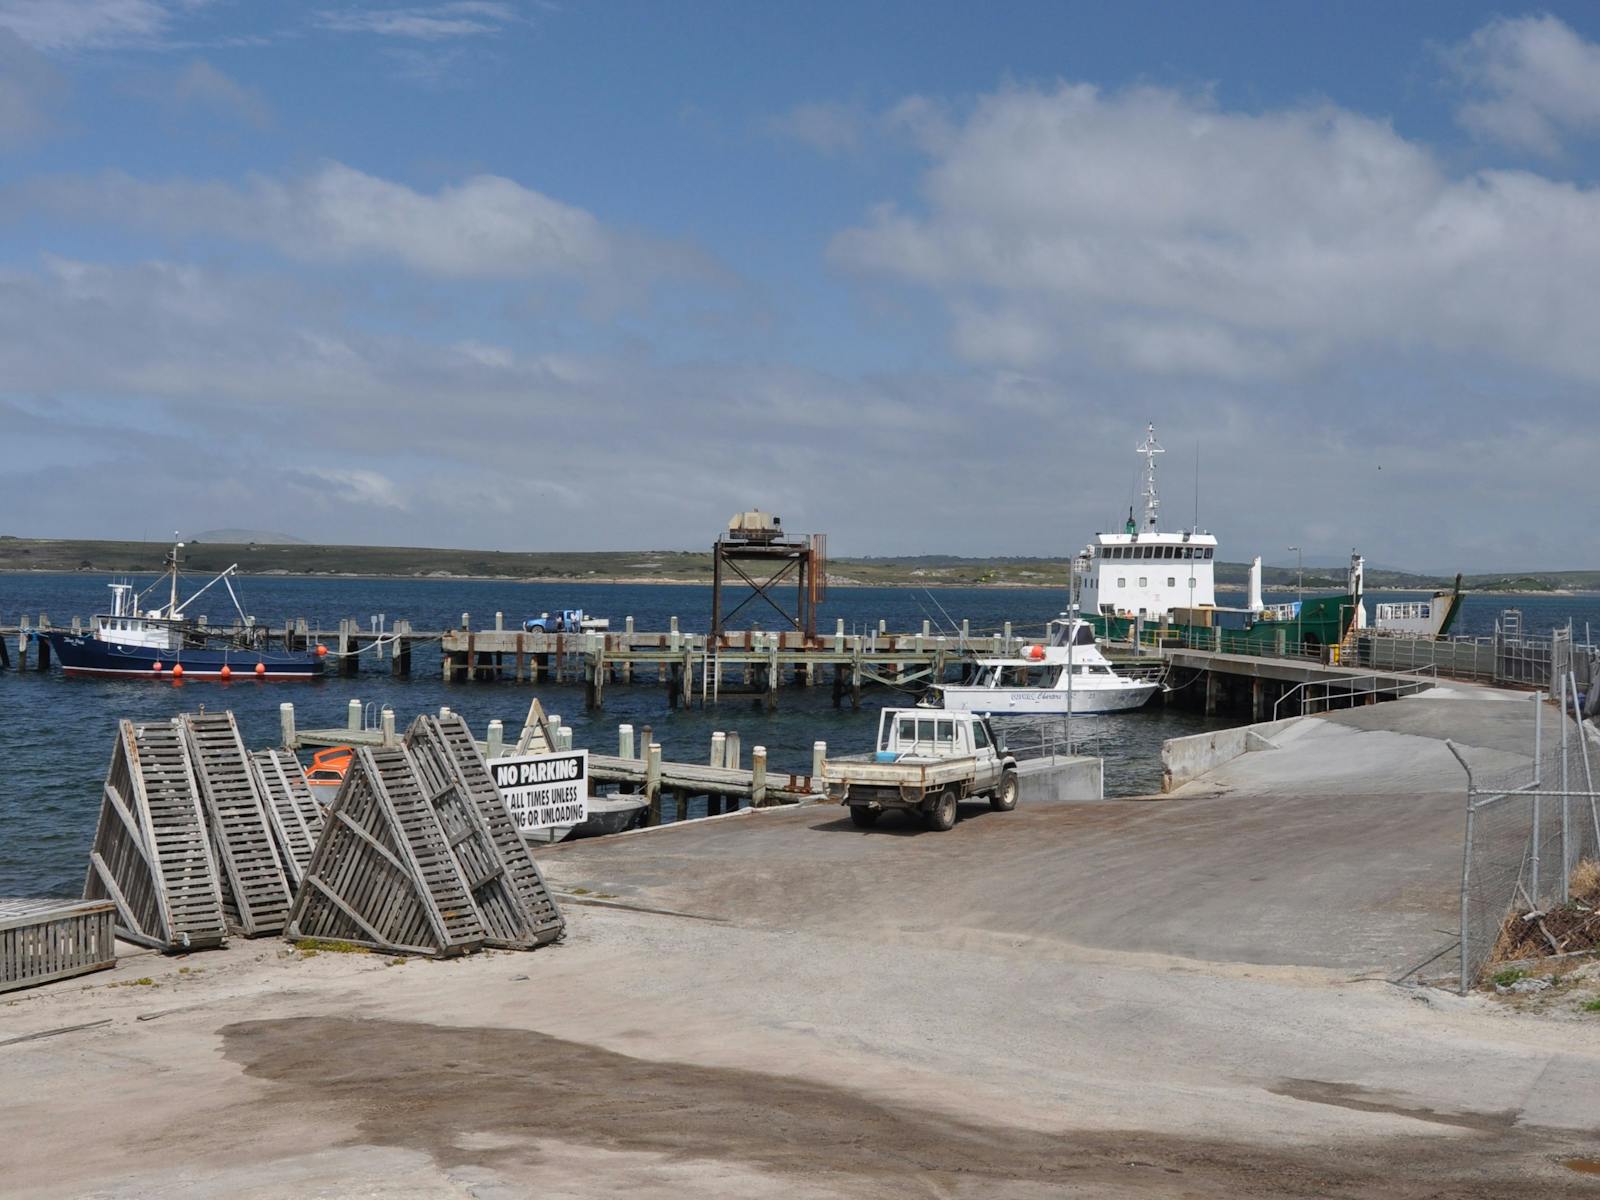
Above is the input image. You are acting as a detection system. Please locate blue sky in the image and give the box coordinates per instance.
[1,2,1598,571]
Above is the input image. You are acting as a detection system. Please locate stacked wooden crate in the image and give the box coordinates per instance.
[1,899,116,993]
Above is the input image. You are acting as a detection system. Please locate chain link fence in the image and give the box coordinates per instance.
[1455,680,1600,992]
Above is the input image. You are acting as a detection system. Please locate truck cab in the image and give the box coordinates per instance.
[823,708,1018,831]
[523,609,610,633]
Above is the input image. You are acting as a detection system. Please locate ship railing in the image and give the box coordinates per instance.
[1129,624,1347,665]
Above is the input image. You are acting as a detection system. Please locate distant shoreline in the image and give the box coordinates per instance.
[1,566,1595,598]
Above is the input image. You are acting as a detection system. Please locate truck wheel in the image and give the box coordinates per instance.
[849,806,879,828]
[924,788,957,832]
[990,770,1018,812]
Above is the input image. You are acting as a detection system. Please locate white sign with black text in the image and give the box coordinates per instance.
[487,750,589,832]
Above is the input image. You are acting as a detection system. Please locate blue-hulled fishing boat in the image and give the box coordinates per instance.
[38,539,326,681]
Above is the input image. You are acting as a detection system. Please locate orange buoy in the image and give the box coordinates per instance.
[1026,644,1045,660]
[255,662,266,677]
[152,661,163,673]
[316,644,328,657]
[171,663,184,679]
[220,664,232,680]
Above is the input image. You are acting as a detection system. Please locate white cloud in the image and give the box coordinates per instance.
[1447,14,1600,155]
[0,0,206,51]
[830,82,1600,382]
[168,59,270,127]
[287,466,408,510]
[314,3,521,41]
[0,251,1592,567]
[765,101,866,155]
[15,161,713,287]
[0,27,62,145]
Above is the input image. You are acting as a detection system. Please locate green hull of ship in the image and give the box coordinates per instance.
[1088,593,1358,656]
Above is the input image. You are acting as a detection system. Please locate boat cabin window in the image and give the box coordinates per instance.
[1167,577,1176,588]
[1138,576,1148,587]
[1117,577,1126,588]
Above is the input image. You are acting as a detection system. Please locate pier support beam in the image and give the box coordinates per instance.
[1205,672,1219,717]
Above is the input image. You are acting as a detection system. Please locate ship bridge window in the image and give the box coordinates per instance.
[1203,548,1213,559]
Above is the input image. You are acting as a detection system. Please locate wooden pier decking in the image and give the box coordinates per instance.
[4,610,1036,709]
[278,700,821,827]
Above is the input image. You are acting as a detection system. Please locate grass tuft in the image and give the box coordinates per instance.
[294,938,370,955]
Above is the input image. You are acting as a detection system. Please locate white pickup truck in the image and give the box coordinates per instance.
[823,708,1018,831]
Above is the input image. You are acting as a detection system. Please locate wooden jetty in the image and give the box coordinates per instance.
[3,609,1031,708]
[279,699,822,828]
[1155,647,1441,720]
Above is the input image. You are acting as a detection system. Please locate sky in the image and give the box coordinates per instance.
[0,1,1597,572]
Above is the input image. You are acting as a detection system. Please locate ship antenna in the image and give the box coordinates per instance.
[1136,422,1165,531]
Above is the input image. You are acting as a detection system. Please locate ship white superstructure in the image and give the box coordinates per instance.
[1079,423,1217,621]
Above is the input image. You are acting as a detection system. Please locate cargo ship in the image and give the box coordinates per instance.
[1076,425,1461,655]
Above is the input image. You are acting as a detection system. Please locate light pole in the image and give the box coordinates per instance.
[1287,545,1303,651]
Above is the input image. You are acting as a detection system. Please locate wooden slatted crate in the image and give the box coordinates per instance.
[251,749,324,889]
[1,899,117,993]
[183,713,292,936]
[83,719,227,953]
[407,713,565,947]
[287,746,487,957]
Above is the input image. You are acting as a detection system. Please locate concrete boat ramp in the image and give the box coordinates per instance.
[4,685,1600,1198]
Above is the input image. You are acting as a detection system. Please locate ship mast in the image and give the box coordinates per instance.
[168,533,182,618]
[1136,423,1165,532]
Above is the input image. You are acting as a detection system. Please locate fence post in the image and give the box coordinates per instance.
[1461,794,1475,995]
[1561,675,1571,900]
[1446,739,1476,995]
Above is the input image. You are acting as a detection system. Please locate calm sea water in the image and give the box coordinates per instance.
[2,573,1595,898]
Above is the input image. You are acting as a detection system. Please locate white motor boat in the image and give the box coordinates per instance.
[929,617,1161,715]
